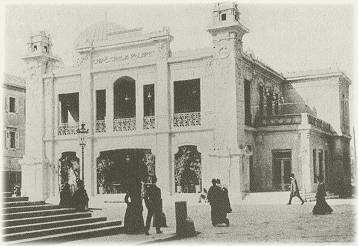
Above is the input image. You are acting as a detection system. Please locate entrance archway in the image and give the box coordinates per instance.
[58,152,80,189]
[174,145,202,193]
[96,149,154,194]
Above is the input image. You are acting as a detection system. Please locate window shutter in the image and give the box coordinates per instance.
[5,96,9,112]
[5,130,10,149]
[15,131,19,149]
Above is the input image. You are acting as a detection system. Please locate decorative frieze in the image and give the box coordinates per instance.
[173,112,201,128]
[143,116,155,130]
[257,114,302,127]
[113,117,136,131]
[57,123,79,135]
[95,120,106,133]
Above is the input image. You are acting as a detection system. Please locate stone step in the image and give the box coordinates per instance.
[3,208,77,220]
[4,220,122,241]
[6,224,123,244]
[3,204,59,214]
[4,217,107,234]
[3,201,45,208]
[242,192,291,204]
[3,197,29,203]
[4,211,92,227]
[3,192,13,197]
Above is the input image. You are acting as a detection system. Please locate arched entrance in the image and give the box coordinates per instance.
[58,152,80,190]
[174,145,202,193]
[96,149,154,194]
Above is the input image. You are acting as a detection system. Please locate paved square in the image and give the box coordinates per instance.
[82,199,355,244]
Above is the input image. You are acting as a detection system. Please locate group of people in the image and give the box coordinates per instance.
[207,178,232,227]
[59,179,89,211]
[288,173,333,215]
[124,175,165,235]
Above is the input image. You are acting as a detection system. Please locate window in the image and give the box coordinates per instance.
[143,84,155,116]
[313,149,317,183]
[318,150,324,179]
[5,128,19,150]
[6,96,17,113]
[259,85,264,114]
[244,80,251,125]
[96,90,106,120]
[221,13,226,21]
[274,94,279,115]
[174,79,200,113]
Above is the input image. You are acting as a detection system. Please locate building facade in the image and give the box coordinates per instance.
[20,2,352,204]
[3,74,26,192]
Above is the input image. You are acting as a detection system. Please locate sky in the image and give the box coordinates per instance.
[3,3,354,78]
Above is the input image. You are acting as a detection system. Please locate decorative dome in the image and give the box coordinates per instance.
[75,21,127,48]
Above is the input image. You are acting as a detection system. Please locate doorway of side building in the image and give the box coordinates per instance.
[272,150,292,191]
[96,149,154,194]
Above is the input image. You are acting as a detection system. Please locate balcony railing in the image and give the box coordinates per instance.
[143,116,155,130]
[113,117,136,131]
[95,120,106,133]
[307,114,331,132]
[58,123,79,135]
[173,112,201,128]
[256,114,302,127]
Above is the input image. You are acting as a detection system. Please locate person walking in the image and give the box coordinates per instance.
[287,173,305,205]
[312,175,333,215]
[144,176,163,235]
[207,178,223,226]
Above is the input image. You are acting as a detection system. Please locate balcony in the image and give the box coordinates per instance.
[173,112,201,128]
[58,123,79,135]
[95,120,106,133]
[143,116,155,130]
[256,114,302,127]
[113,117,136,132]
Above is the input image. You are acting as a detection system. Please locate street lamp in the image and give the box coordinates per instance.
[77,123,89,182]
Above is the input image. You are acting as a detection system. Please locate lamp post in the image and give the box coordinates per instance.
[77,123,89,182]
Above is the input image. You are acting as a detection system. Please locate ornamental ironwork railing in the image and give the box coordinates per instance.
[113,117,136,131]
[58,123,79,135]
[256,114,302,127]
[307,114,331,132]
[95,120,106,133]
[143,116,155,130]
[173,112,201,127]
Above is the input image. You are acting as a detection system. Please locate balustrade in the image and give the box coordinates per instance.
[113,117,136,131]
[143,116,155,130]
[95,120,106,133]
[173,112,201,128]
[58,123,79,135]
[257,114,302,127]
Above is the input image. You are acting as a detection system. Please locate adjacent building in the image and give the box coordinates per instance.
[20,2,352,204]
[3,74,26,192]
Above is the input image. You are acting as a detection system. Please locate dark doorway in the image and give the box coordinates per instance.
[272,150,292,191]
[249,156,255,191]
[96,149,153,194]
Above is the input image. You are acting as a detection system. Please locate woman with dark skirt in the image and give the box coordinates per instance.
[124,187,145,234]
[313,175,333,215]
[72,180,89,211]
[59,183,72,208]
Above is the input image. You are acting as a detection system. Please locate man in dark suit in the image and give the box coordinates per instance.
[207,178,224,226]
[287,173,305,205]
[144,176,163,235]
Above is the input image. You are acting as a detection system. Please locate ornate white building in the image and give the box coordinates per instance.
[21,2,352,205]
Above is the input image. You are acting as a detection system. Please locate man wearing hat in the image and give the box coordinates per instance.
[287,173,305,205]
[207,178,223,226]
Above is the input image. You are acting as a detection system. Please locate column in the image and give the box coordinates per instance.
[106,85,113,132]
[79,49,94,195]
[299,130,311,195]
[136,81,143,131]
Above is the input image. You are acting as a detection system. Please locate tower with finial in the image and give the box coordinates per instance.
[207,2,249,203]
[21,31,61,201]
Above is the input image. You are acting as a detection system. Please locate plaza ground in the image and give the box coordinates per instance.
[68,198,357,244]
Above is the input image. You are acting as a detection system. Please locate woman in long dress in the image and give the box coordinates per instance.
[313,175,333,215]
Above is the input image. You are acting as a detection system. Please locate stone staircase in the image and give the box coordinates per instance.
[2,192,123,244]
